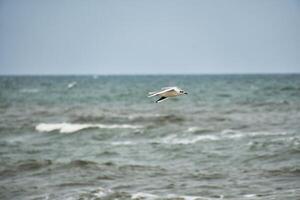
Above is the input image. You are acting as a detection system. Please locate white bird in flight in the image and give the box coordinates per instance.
[148,86,188,103]
[67,81,77,89]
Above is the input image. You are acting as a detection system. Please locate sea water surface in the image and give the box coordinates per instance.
[0,75,299,200]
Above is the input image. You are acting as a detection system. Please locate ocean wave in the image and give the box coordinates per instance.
[35,123,142,133]
[68,160,99,167]
[110,129,293,146]
[111,141,138,146]
[0,159,106,178]
[130,114,186,123]
[243,194,257,198]
[79,187,219,200]
[187,127,215,134]
[71,115,106,123]
[19,88,40,93]
[109,135,219,146]
[0,159,52,177]
[164,129,288,145]
[264,167,300,177]
[220,129,289,138]
[279,86,300,91]
[72,113,186,125]
[161,134,219,145]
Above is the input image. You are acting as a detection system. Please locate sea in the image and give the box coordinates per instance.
[0,74,299,200]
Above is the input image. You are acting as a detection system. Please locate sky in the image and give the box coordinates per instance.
[0,0,299,75]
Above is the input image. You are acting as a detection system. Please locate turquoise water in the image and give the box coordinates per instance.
[0,75,300,200]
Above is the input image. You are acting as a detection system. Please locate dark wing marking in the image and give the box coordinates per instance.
[156,96,167,103]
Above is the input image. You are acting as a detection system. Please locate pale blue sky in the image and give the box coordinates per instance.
[0,0,299,75]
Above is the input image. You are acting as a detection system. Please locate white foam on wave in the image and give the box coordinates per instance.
[187,127,201,132]
[88,187,218,200]
[159,129,291,145]
[187,127,289,139]
[111,141,137,146]
[109,136,218,146]
[131,192,158,199]
[93,188,113,198]
[187,128,290,140]
[109,129,292,146]
[36,123,142,133]
[165,194,216,200]
[132,192,219,200]
[243,194,257,198]
[221,129,289,138]
[161,134,219,145]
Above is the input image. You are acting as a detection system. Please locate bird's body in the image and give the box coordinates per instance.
[148,86,188,103]
[67,81,77,89]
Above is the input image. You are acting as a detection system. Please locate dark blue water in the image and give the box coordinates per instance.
[0,75,299,200]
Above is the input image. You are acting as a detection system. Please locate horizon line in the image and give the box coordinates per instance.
[0,72,300,76]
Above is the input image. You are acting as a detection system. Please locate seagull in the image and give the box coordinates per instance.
[67,81,77,89]
[148,86,188,103]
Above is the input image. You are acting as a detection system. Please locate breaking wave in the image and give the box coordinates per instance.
[159,129,292,145]
[161,134,219,145]
[78,187,219,200]
[186,126,215,134]
[111,129,294,146]
[35,123,142,133]
[220,129,290,138]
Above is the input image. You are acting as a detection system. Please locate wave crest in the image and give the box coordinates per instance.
[161,134,219,145]
[36,123,142,133]
[79,187,216,200]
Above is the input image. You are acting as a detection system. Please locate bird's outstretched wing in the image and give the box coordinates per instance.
[148,87,176,97]
[156,96,168,103]
[161,87,174,90]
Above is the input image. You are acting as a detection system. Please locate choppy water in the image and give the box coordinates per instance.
[0,75,300,200]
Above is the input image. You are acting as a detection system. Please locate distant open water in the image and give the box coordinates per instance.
[0,75,300,200]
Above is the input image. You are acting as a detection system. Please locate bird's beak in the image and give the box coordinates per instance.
[184,92,188,95]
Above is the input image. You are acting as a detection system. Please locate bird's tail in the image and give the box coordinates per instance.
[148,92,156,97]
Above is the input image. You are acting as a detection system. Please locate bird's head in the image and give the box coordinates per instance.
[179,90,188,95]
